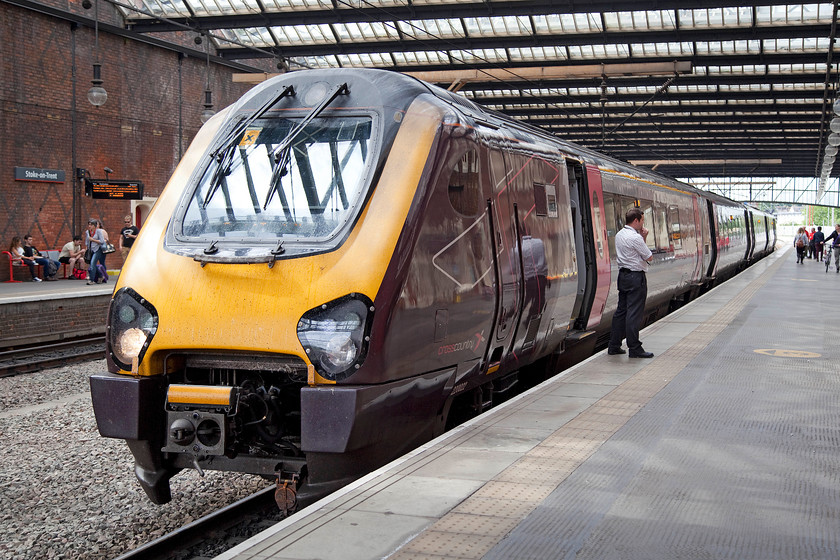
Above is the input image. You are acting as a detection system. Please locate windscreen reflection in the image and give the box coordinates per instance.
[182,115,373,241]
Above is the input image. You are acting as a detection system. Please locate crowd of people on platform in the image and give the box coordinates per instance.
[6,215,140,283]
[794,224,840,272]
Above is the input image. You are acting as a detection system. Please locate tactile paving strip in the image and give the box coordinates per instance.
[387,257,782,560]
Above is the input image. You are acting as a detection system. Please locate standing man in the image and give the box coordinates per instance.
[119,214,140,265]
[608,208,655,358]
[813,226,825,262]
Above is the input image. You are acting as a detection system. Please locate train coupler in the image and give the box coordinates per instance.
[275,473,299,516]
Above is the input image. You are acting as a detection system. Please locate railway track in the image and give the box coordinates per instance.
[114,485,283,560]
[0,336,106,377]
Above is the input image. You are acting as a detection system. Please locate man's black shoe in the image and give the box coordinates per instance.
[629,351,654,359]
[607,347,626,355]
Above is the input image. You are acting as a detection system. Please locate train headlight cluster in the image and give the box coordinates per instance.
[108,288,159,371]
[297,294,373,381]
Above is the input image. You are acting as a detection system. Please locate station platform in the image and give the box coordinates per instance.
[0,274,115,348]
[217,245,840,560]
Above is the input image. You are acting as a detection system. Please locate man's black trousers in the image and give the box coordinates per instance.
[609,268,647,353]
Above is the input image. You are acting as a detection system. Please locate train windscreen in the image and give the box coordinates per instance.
[181,115,374,242]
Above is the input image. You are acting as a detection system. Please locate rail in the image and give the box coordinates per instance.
[0,336,106,377]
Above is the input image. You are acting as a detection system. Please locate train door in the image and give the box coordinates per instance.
[706,200,718,277]
[745,210,754,260]
[582,165,611,329]
[487,147,521,347]
[693,197,708,282]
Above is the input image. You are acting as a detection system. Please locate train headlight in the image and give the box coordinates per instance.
[108,287,159,371]
[297,294,373,381]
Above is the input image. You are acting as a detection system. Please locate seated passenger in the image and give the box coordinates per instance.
[59,235,86,276]
[21,234,59,282]
[8,236,24,262]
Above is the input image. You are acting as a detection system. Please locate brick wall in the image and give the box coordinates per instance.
[0,295,111,348]
[0,2,257,266]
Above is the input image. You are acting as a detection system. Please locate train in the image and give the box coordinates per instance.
[90,68,775,509]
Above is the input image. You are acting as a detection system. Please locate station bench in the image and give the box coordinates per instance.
[2,250,69,282]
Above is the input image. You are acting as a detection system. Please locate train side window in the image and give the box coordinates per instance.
[637,199,656,250]
[655,205,669,250]
[533,183,548,216]
[603,192,617,258]
[668,205,682,250]
[447,149,482,217]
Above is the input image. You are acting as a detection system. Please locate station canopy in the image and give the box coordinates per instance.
[111,0,840,206]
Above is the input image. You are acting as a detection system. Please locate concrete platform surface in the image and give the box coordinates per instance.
[216,246,839,560]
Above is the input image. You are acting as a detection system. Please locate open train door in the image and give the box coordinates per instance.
[582,165,611,329]
[706,200,718,278]
[745,210,755,261]
[566,162,611,331]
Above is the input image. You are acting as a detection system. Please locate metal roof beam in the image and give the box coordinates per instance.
[124,0,804,33]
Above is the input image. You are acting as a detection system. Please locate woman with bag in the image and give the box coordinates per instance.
[84,219,106,284]
[794,227,809,264]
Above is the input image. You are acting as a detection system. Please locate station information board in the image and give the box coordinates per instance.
[86,179,144,200]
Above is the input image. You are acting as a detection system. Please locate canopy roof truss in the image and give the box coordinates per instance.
[105,1,840,182]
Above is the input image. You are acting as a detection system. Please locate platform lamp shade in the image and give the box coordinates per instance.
[200,35,215,123]
[87,0,107,107]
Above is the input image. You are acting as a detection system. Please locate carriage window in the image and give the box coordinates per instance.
[603,192,617,257]
[448,150,482,217]
[655,205,669,250]
[668,205,682,250]
[638,200,656,250]
[533,183,548,216]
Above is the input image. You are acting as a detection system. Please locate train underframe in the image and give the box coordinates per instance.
[90,356,458,509]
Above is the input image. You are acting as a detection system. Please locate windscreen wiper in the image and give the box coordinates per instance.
[202,85,296,208]
[263,83,349,210]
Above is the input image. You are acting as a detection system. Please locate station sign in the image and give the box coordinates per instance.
[14,166,65,183]
[85,179,144,200]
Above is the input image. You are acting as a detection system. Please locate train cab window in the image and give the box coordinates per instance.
[447,150,482,217]
[668,205,682,250]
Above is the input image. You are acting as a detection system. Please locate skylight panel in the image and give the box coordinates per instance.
[337,53,394,67]
[397,19,465,40]
[764,37,828,54]
[188,0,247,15]
[216,27,272,47]
[270,24,334,44]
[756,3,834,25]
[392,51,450,65]
[678,7,753,29]
[127,0,192,18]
[449,49,508,65]
[696,40,761,55]
[508,47,569,62]
[462,16,533,37]
[567,44,628,60]
[704,65,769,75]
[719,83,772,92]
[603,10,676,31]
[533,13,603,34]
[628,42,693,57]
[260,0,335,10]
[334,21,400,42]
[288,55,340,69]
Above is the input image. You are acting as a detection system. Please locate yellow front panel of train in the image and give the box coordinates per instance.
[116,98,445,376]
